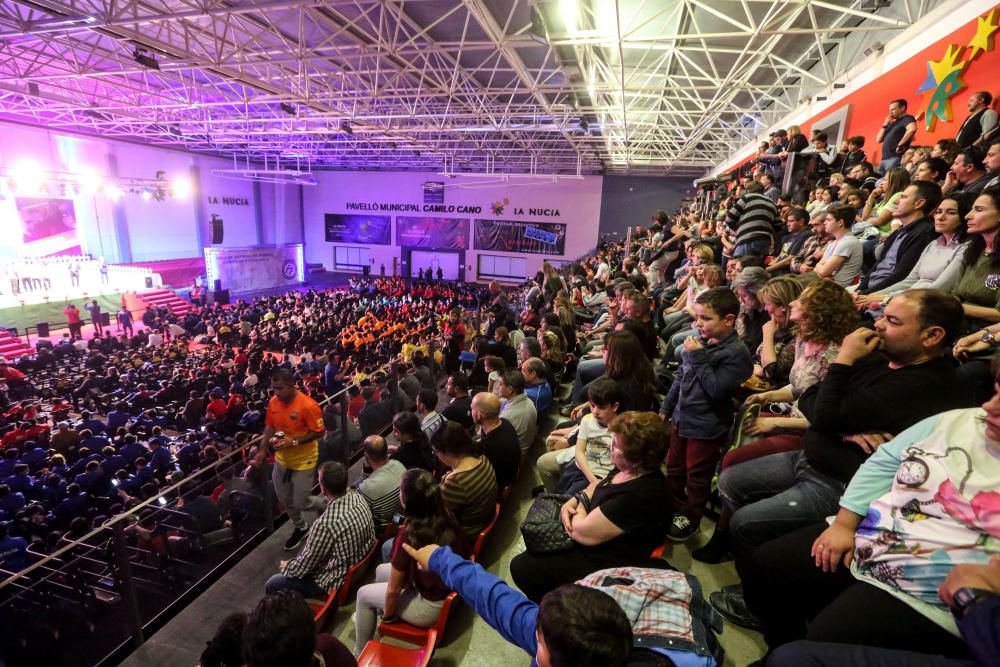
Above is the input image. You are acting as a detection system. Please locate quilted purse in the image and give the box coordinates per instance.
[520,493,574,554]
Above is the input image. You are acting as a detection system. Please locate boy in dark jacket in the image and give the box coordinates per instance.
[660,287,752,542]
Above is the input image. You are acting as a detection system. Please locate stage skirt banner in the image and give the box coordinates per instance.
[204,244,303,293]
[324,214,391,245]
[16,197,81,256]
[395,217,469,250]
[474,219,567,255]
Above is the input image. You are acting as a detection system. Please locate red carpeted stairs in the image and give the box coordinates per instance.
[0,329,33,359]
[138,289,192,317]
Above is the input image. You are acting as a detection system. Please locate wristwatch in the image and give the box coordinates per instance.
[948,587,994,618]
[981,330,997,346]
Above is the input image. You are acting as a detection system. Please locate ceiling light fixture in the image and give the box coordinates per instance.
[863,41,885,57]
[133,48,160,70]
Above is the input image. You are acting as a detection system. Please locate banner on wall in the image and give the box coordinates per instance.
[324,214,391,245]
[396,216,469,249]
[15,197,82,256]
[204,244,304,294]
[474,219,566,255]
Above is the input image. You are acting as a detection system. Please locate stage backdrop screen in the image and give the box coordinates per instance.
[395,217,469,250]
[16,197,81,256]
[324,214,391,245]
[474,219,567,255]
[204,244,304,294]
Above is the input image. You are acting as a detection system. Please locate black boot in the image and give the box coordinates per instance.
[692,527,731,564]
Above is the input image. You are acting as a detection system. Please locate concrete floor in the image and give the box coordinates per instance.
[122,393,767,667]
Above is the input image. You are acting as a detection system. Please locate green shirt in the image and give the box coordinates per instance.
[954,252,1000,323]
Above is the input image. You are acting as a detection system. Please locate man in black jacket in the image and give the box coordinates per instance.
[857,181,942,295]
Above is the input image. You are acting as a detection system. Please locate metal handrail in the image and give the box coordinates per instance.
[0,347,424,591]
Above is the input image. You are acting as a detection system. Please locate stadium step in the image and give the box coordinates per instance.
[0,329,33,359]
[138,289,193,317]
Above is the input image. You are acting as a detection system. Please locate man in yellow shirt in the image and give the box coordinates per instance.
[259,368,325,550]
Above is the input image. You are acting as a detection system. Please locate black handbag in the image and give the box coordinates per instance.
[520,493,574,554]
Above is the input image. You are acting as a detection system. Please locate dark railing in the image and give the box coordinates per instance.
[0,343,442,667]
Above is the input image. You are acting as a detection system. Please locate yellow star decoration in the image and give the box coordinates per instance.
[928,43,968,84]
[967,8,1000,60]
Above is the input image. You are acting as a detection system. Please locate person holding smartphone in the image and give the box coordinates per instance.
[257,369,325,551]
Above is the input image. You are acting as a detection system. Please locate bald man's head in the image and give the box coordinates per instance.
[363,435,388,463]
[471,392,501,425]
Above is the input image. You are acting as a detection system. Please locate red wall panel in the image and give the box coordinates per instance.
[742,9,1000,169]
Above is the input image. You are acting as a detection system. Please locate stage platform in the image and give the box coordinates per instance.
[0,290,125,335]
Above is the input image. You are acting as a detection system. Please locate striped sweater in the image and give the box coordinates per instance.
[725,192,778,250]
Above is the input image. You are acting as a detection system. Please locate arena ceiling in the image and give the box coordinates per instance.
[0,0,940,176]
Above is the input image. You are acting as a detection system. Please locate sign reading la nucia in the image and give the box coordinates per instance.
[345,200,561,217]
[207,195,250,206]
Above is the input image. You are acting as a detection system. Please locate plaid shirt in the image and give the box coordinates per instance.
[577,566,723,662]
[790,233,831,273]
[283,491,375,592]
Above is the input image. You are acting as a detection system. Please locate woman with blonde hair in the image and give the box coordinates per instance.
[748,276,803,388]
[541,260,566,304]
[862,166,911,234]
[538,329,565,381]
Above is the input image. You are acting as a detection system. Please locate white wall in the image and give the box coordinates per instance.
[301,172,603,282]
[259,182,303,247]
[112,143,200,261]
[0,121,272,263]
[196,157,260,249]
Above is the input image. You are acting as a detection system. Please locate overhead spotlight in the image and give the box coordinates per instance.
[105,184,122,201]
[580,117,589,131]
[833,83,846,89]
[341,120,353,135]
[280,102,296,116]
[75,170,102,195]
[153,187,166,202]
[170,176,192,199]
[559,0,578,32]
[863,41,885,57]
[141,189,152,201]
[11,161,45,194]
[815,96,828,101]
[387,142,398,150]
[133,47,160,70]
[155,170,166,181]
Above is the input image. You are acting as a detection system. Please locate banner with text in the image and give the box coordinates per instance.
[396,216,469,249]
[474,219,567,255]
[204,244,304,293]
[324,214,391,245]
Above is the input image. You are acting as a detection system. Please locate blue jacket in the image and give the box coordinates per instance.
[428,546,540,665]
[660,331,752,439]
[525,381,553,414]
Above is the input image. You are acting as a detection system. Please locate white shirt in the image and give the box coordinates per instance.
[147,332,164,347]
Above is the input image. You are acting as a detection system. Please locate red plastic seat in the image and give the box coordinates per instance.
[377,591,457,648]
[357,630,436,667]
[470,502,501,562]
[308,541,377,623]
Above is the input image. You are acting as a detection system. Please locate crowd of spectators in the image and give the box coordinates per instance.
[6,92,1000,667]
